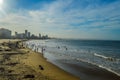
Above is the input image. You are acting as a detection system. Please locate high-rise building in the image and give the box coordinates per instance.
[25,30,28,38]
[15,32,18,38]
[39,33,41,38]
[28,32,31,38]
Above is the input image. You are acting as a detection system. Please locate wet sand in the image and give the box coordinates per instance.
[51,60,120,80]
[0,39,79,80]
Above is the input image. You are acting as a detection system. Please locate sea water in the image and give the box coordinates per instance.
[26,39,120,77]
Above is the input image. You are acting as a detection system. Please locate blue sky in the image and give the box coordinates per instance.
[0,0,120,40]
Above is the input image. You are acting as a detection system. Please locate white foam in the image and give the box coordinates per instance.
[94,53,108,59]
[74,58,120,76]
[98,65,120,76]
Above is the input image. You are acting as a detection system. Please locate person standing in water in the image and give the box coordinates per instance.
[41,47,45,56]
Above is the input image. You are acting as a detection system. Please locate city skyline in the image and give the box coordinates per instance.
[0,28,49,39]
[0,0,120,40]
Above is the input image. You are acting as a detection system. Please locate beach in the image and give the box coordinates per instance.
[0,39,120,80]
[26,39,120,80]
[0,39,79,80]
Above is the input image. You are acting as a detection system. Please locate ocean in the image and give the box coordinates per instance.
[25,39,120,79]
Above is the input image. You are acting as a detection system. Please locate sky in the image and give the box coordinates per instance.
[0,0,120,40]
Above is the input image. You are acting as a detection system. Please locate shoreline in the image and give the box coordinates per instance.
[0,39,120,80]
[76,58,120,77]
[0,39,79,80]
[52,59,120,80]
[43,51,120,78]
[25,39,120,80]
[21,48,80,80]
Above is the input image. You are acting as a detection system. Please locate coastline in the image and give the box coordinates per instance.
[21,49,79,80]
[25,39,120,80]
[52,59,120,80]
[24,39,120,80]
[0,39,120,80]
[0,39,79,80]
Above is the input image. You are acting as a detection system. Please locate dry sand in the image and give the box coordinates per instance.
[0,39,79,80]
[0,39,21,43]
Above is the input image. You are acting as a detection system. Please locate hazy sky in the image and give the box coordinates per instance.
[0,0,120,40]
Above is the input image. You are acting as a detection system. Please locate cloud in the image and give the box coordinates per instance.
[0,0,120,39]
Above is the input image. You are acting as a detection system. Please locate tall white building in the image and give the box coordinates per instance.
[0,28,11,39]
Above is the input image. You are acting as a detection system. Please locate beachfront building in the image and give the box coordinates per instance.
[15,30,30,39]
[0,28,11,39]
[15,33,25,39]
[15,31,26,39]
[14,30,49,39]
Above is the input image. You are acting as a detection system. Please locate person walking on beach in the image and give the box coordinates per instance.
[41,47,44,55]
[37,47,38,52]
[41,47,46,56]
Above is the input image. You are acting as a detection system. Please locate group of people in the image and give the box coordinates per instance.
[57,46,68,51]
[24,42,46,55]
[24,41,68,56]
